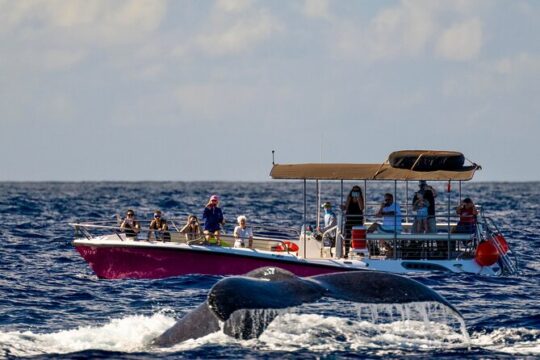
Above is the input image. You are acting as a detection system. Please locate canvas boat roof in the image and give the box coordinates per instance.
[270,163,479,181]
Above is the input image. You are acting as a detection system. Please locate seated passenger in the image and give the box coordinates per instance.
[317,202,337,248]
[412,193,430,233]
[454,198,478,234]
[233,215,253,249]
[148,210,170,241]
[120,209,141,239]
[180,215,203,243]
[367,193,402,233]
[367,193,402,256]
[202,195,224,246]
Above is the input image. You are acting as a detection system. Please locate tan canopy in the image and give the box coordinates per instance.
[270,163,479,181]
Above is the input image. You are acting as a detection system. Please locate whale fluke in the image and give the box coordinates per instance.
[153,267,461,346]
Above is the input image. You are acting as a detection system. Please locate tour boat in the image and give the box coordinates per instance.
[71,150,518,279]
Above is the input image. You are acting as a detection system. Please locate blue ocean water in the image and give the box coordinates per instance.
[0,181,538,359]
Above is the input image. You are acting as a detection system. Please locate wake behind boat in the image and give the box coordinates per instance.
[71,150,518,279]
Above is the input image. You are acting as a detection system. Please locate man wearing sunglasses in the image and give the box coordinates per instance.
[148,210,171,241]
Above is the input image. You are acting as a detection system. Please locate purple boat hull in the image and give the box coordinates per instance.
[75,244,357,279]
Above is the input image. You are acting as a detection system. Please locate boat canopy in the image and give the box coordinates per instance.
[270,151,480,181]
[270,163,479,181]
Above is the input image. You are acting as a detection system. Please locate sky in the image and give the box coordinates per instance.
[0,0,538,182]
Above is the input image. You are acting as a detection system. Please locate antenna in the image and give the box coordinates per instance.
[272,150,275,165]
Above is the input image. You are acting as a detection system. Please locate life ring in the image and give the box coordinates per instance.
[273,241,299,252]
[388,150,465,171]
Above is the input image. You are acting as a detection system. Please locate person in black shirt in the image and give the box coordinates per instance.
[343,185,365,258]
[412,181,437,233]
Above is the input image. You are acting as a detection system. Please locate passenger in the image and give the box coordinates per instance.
[412,180,437,233]
[202,194,224,246]
[454,198,478,233]
[343,185,364,257]
[233,215,253,249]
[180,215,203,243]
[148,210,170,241]
[317,202,337,248]
[367,193,403,233]
[367,193,402,255]
[120,209,141,239]
[412,193,430,233]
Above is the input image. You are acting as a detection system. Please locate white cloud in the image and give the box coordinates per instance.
[195,9,281,55]
[302,0,331,20]
[335,1,436,61]
[435,18,483,61]
[215,0,252,13]
[0,0,167,42]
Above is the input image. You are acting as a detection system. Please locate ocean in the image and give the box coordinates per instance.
[0,181,538,359]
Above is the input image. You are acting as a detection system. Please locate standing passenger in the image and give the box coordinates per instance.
[202,195,224,246]
[343,186,364,258]
[412,181,437,233]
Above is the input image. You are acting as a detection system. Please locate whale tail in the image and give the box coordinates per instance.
[154,267,462,345]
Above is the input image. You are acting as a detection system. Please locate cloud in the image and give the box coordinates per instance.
[335,1,436,61]
[0,0,167,42]
[435,18,483,61]
[195,9,281,55]
[215,0,253,13]
[302,0,331,20]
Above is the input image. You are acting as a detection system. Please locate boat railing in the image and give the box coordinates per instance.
[480,215,519,275]
[70,219,301,254]
[337,209,486,260]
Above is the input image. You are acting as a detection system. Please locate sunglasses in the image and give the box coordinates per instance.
[127,213,134,216]
[154,214,161,218]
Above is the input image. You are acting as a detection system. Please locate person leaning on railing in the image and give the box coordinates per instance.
[453,198,478,234]
[120,209,141,239]
[148,210,171,241]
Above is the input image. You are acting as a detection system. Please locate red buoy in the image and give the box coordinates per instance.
[475,241,499,266]
[493,234,509,254]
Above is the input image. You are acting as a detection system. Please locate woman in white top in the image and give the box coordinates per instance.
[233,215,253,248]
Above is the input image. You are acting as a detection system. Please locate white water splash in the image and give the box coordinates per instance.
[0,306,538,357]
[0,313,174,358]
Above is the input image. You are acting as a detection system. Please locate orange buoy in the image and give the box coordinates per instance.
[273,241,299,253]
[475,241,499,266]
[493,234,509,254]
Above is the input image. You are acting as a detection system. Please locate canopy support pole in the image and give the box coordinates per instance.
[447,181,451,260]
[316,180,320,229]
[394,180,398,260]
[405,181,409,223]
[303,179,307,259]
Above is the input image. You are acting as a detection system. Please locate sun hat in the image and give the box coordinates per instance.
[210,194,219,201]
[321,202,332,208]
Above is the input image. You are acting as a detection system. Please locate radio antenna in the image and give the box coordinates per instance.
[272,150,275,165]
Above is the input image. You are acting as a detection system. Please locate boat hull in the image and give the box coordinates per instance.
[74,241,358,279]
